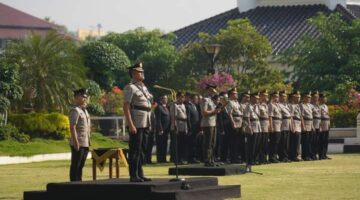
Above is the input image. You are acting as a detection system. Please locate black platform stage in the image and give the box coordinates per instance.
[169,164,247,176]
[24,177,240,200]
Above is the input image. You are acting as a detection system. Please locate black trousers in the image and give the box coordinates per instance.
[215,131,226,161]
[129,128,148,179]
[259,133,269,162]
[254,132,263,162]
[188,129,200,162]
[220,127,231,162]
[278,131,290,161]
[229,127,241,162]
[269,132,281,161]
[312,129,320,158]
[145,131,155,163]
[289,132,301,160]
[70,146,89,181]
[156,131,169,163]
[319,130,329,159]
[301,131,311,160]
[203,126,216,164]
[177,132,188,162]
[245,133,257,165]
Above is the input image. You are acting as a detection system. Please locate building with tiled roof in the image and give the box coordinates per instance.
[173,0,360,55]
[0,2,60,49]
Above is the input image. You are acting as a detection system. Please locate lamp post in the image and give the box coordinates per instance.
[203,44,222,75]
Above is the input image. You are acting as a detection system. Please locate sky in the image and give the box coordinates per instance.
[1,0,360,34]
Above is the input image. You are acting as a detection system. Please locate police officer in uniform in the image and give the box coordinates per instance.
[319,93,331,160]
[69,88,91,182]
[239,91,250,163]
[244,93,261,166]
[258,90,270,164]
[227,88,243,163]
[268,91,282,163]
[200,84,220,167]
[279,91,292,162]
[123,62,153,182]
[311,91,321,160]
[170,91,188,164]
[301,92,314,161]
[289,91,302,162]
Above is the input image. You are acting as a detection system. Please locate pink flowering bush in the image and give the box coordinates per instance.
[100,86,124,115]
[197,72,236,92]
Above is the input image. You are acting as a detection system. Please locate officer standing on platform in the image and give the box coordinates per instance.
[227,88,243,164]
[268,91,282,163]
[244,93,261,166]
[301,92,314,161]
[258,90,270,164]
[69,88,91,182]
[289,91,302,162]
[200,84,220,167]
[155,95,171,163]
[123,62,153,182]
[319,93,331,160]
[311,91,321,160]
[279,91,292,162]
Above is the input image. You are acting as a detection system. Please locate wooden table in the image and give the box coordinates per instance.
[92,148,124,180]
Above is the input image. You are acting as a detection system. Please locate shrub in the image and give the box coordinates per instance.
[329,105,357,128]
[8,112,70,140]
[0,124,30,143]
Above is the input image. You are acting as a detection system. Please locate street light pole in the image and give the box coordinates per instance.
[203,44,222,75]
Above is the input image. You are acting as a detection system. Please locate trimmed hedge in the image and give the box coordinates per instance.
[8,112,70,140]
[0,124,30,143]
[329,105,357,128]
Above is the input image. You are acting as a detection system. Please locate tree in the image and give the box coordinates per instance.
[102,28,178,96]
[80,41,130,89]
[280,13,360,99]
[0,57,23,125]
[101,28,166,62]
[4,31,86,112]
[174,19,287,92]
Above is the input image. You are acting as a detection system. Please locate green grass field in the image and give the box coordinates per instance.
[0,133,128,156]
[0,154,359,200]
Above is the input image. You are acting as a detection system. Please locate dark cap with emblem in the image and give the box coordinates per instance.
[291,91,301,97]
[241,90,251,98]
[319,93,327,98]
[279,90,288,97]
[312,91,319,97]
[127,62,144,72]
[227,87,238,95]
[206,84,217,93]
[260,89,269,96]
[271,91,280,97]
[176,91,185,97]
[73,88,88,98]
[303,91,312,98]
[251,92,260,99]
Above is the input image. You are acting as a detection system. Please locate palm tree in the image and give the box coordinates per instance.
[5,31,86,112]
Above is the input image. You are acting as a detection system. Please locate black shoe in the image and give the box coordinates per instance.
[204,162,215,167]
[270,159,280,163]
[130,177,144,182]
[140,177,152,182]
[325,156,332,160]
[188,159,201,164]
[293,158,301,162]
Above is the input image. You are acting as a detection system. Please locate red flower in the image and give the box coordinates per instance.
[100,97,107,103]
[112,86,122,94]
